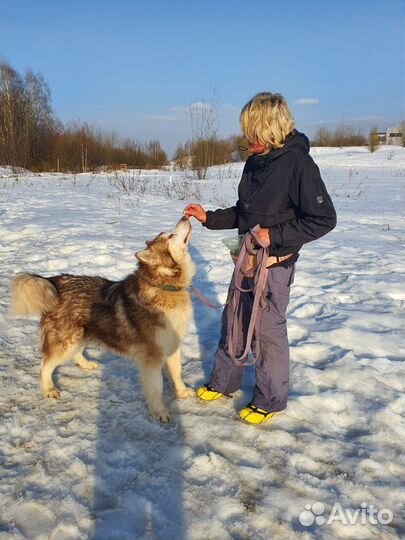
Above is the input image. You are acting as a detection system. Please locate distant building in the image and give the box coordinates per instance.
[377,127,403,145]
[386,127,403,145]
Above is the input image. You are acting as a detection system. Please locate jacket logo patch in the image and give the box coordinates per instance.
[316,195,324,204]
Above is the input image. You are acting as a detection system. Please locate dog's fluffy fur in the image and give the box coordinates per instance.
[10,217,195,422]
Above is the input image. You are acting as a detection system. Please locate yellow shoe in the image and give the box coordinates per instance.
[239,404,277,425]
[197,385,226,401]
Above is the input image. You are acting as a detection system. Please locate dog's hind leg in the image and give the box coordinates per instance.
[73,348,98,370]
[165,348,195,399]
[40,324,83,399]
[40,346,74,399]
[138,362,171,423]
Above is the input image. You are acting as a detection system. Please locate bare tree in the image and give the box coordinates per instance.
[369,125,379,153]
[187,92,219,178]
[312,124,367,147]
[0,60,168,172]
[312,126,332,146]
[0,61,25,168]
[146,140,167,168]
[24,69,59,169]
[0,61,60,170]
[398,121,405,147]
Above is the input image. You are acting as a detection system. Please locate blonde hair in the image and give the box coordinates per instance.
[240,92,295,150]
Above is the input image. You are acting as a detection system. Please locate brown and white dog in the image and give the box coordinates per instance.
[10,217,195,422]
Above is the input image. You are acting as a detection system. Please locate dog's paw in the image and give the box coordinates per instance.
[150,405,171,423]
[46,388,60,399]
[76,360,98,370]
[176,386,195,399]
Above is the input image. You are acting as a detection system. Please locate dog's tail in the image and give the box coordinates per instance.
[10,273,60,317]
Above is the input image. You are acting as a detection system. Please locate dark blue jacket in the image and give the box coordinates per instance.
[204,130,337,256]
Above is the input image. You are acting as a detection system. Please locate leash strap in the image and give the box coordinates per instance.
[226,232,269,366]
[190,229,277,367]
[189,285,227,309]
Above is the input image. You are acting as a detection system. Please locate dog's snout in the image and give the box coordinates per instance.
[181,216,188,222]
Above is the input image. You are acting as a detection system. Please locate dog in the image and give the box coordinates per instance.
[10,217,195,422]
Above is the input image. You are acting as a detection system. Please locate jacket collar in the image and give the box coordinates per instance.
[250,130,310,164]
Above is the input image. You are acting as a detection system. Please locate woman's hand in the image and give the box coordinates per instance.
[183,204,207,224]
[251,225,271,247]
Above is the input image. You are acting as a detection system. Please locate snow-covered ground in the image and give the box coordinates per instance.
[0,146,404,540]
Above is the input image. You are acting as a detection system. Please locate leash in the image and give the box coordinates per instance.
[226,232,269,366]
[191,231,270,367]
[189,285,227,309]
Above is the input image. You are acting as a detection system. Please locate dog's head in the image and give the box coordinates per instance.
[135,217,195,287]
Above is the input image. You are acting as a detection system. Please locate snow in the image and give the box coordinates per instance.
[0,166,34,178]
[0,146,404,539]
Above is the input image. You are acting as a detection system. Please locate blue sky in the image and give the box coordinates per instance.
[1,0,404,156]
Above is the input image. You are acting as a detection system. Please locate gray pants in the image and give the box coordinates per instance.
[208,264,295,412]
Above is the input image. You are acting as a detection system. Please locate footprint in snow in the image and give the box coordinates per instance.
[13,502,55,539]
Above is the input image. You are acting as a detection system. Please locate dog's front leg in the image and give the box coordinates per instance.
[166,348,195,399]
[139,363,171,422]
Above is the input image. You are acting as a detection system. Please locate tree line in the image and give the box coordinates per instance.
[173,135,245,175]
[311,125,367,147]
[0,61,167,172]
[2,60,401,175]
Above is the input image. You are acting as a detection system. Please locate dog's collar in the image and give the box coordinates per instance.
[157,285,184,292]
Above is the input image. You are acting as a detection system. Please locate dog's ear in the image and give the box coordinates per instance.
[135,249,156,265]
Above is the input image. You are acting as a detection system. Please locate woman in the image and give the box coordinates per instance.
[184,92,336,425]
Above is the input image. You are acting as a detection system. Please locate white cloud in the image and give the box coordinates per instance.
[295,98,320,106]
[147,115,178,122]
[189,101,212,112]
[310,115,389,127]
[346,115,384,122]
[168,106,185,113]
